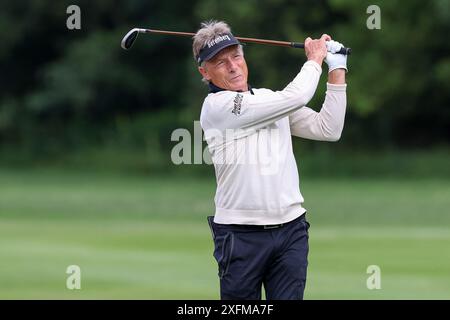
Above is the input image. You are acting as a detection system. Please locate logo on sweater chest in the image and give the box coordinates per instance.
[232,93,243,116]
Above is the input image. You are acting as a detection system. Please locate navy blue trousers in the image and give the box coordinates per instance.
[207,214,310,300]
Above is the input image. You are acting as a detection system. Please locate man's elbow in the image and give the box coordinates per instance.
[319,114,345,142]
[326,133,341,142]
[323,127,343,142]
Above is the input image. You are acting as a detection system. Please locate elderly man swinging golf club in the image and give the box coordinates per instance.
[195,20,347,300]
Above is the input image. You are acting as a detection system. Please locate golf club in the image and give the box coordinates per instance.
[121,28,352,55]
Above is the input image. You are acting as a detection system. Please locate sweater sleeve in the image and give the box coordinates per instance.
[201,60,322,133]
[289,83,347,141]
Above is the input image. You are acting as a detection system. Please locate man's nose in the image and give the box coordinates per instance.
[227,59,238,72]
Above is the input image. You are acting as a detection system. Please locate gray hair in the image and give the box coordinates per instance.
[193,20,244,84]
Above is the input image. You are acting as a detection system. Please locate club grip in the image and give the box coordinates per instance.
[290,42,305,49]
[291,42,352,55]
[337,47,352,55]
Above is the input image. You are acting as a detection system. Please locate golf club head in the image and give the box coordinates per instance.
[121,28,145,50]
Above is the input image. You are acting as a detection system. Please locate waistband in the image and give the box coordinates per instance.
[210,213,306,231]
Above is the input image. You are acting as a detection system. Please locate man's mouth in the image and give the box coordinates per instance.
[230,75,242,81]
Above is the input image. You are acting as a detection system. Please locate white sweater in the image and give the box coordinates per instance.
[200,60,347,225]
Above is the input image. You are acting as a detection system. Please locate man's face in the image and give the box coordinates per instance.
[198,45,249,92]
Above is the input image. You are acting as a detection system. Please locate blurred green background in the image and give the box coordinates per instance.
[0,0,449,299]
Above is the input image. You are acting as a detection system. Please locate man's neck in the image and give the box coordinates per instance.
[209,82,253,94]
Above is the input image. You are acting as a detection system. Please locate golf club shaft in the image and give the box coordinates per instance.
[145,29,295,47]
[143,29,351,55]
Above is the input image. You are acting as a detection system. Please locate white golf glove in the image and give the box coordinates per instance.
[325,40,348,73]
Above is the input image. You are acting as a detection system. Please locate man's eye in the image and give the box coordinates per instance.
[217,61,224,66]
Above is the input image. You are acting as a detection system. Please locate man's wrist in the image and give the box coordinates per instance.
[328,69,346,84]
[308,57,324,67]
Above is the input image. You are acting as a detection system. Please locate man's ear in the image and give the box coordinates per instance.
[198,66,210,81]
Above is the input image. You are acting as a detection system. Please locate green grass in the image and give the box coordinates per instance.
[0,168,449,299]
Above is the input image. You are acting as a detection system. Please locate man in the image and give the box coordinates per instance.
[194,20,347,300]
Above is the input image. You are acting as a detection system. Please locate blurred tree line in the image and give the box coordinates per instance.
[0,0,449,170]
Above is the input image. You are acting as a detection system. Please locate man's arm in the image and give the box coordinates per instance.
[201,35,329,133]
[328,68,346,85]
[289,42,347,141]
[289,69,346,141]
[203,60,321,133]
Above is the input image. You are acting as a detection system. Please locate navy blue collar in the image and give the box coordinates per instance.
[208,82,254,95]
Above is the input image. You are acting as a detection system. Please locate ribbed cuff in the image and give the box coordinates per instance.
[326,83,347,91]
[304,60,322,73]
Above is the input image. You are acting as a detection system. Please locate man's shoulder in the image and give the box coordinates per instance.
[201,87,274,118]
[200,92,233,126]
[202,90,243,110]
